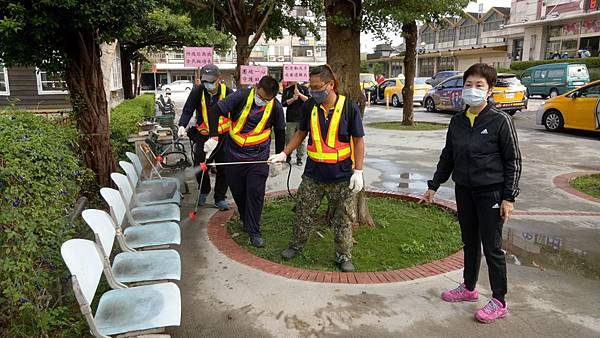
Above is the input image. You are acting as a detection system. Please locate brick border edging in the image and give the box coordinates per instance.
[553,172,600,204]
[207,189,464,284]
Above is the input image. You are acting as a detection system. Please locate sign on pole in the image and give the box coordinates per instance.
[184,47,214,68]
[283,64,309,82]
[240,65,268,85]
[151,64,157,73]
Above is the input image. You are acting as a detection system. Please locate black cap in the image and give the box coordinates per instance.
[201,64,220,82]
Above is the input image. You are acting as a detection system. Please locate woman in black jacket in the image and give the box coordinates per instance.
[421,63,522,324]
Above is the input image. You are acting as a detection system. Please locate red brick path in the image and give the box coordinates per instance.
[207,189,464,284]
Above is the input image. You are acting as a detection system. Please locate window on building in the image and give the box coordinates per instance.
[0,66,9,95]
[36,69,68,95]
[483,13,505,32]
[439,57,454,71]
[459,19,478,40]
[512,39,524,61]
[112,55,123,90]
[293,46,313,57]
[549,26,562,37]
[439,27,455,42]
[421,27,435,45]
[419,58,435,77]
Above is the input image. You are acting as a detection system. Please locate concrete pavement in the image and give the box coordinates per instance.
[166,94,600,337]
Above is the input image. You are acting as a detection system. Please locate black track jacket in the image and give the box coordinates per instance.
[427,104,522,202]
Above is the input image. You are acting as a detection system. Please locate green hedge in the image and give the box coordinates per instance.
[110,93,155,161]
[510,57,600,71]
[0,113,93,337]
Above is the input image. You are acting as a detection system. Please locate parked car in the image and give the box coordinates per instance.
[520,63,589,98]
[424,74,528,115]
[426,71,463,87]
[367,77,405,107]
[491,74,528,115]
[161,80,193,92]
[536,80,600,133]
[360,73,377,91]
[413,77,433,105]
[424,75,465,113]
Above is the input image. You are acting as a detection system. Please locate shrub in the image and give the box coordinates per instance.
[510,57,600,71]
[110,93,155,161]
[0,113,93,337]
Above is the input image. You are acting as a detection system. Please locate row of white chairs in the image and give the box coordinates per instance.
[61,152,184,337]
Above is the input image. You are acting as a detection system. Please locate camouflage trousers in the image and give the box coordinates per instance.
[289,175,356,263]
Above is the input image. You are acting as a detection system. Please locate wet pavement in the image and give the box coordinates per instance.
[163,93,600,337]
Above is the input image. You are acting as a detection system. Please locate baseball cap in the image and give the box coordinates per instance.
[201,64,220,82]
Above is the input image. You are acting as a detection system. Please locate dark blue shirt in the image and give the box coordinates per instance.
[179,84,233,127]
[217,88,285,161]
[299,97,365,183]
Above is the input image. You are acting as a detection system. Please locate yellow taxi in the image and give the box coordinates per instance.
[536,80,600,132]
[491,73,528,115]
[413,77,433,105]
[360,73,377,91]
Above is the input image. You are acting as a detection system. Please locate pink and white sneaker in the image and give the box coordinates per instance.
[441,283,479,302]
[475,298,508,323]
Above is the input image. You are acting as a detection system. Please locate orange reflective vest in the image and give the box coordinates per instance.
[307,95,352,164]
[196,83,232,135]
[229,88,274,147]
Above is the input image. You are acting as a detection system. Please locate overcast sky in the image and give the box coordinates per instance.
[360,0,512,53]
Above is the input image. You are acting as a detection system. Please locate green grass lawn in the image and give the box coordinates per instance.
[366,121,448,131]
[570,174,600,199]
[226,196,462,272]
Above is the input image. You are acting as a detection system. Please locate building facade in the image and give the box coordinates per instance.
[367,7,512,78]
[0,41,124,112]
[146,6,327,89]
[503,0,600,61]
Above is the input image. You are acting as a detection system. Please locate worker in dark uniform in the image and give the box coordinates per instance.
[271,65,366,272]
[282,81,310,165]
[205,76,286,247]
[422,63,521,324]
[178,64,233,211]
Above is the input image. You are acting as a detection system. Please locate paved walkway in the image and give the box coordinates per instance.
[167,99,600,337]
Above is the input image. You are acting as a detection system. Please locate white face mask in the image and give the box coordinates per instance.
[462,88,488,107]
[254,94,267,107]
[204,82,217,92]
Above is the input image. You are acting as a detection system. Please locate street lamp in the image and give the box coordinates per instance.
[416,41,426,77]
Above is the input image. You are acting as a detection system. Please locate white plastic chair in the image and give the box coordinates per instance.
[61,239,181,337]
[99,188,180,250]
[126,151,181,193]
[119,161,181,207]
[111,173,180,224]
[82,209,181,285]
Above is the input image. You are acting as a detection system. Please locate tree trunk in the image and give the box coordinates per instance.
[235,34,251,88]
[325,1,366,116]
[401,21,417,126]
[64,29,117,188]
[325,0,375,228]
[121,48,134,99]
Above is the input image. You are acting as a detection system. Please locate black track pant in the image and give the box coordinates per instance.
[193,136,228,202]
[224,163,269,238]
[455,184,507,302]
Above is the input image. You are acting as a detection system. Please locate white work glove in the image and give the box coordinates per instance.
[268,152,288,164]
[203,137,219,159]
[177,126,186,138]
[349,169,364,193]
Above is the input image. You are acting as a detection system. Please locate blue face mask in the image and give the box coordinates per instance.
[254,94,267,107]
[310,88,329,104]
[462,88,488,107]
[203,81,217,92]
